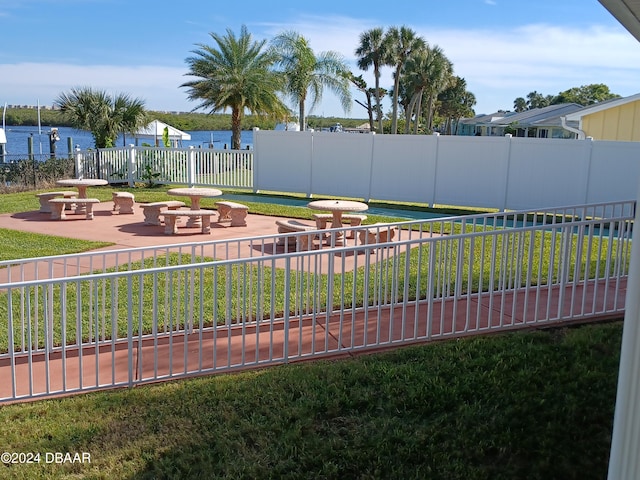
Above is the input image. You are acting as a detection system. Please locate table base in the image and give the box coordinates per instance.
[186,217,201,228]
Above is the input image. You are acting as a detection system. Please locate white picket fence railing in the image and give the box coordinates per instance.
[0,200,633,403]
[75,146,253,189]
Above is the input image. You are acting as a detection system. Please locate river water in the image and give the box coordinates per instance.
[1,126,254,157]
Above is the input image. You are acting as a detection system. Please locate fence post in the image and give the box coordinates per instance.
[74,147,82,178]
[128,144,136,187]
[252,127,259,192]
[366,132,376,202]
[502,134,513,211]
[582,137,594,205]
[608,177,640,479]
[188,146,195,186]
[430,132,440,207]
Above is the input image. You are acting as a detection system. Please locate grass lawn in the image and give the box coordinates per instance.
[0,321,621,479]
[0,186,623,478]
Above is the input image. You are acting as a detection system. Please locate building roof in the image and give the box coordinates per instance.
[599,0,640,42]
[459,104,584,129]
[457,112,511,125]
[563,92,640,121]
[134,120,191,141]
[492,103,584,126]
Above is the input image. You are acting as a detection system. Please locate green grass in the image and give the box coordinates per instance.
[0,186,625,478]
[0,229,112,262]
[0,321,621,479]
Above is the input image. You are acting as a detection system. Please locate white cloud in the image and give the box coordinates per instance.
[2,21,639,117]
[0,62,194,112]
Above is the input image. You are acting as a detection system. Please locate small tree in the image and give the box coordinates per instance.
[55,87,148,149]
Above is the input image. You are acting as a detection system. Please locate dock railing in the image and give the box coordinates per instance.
[0,200,633,403]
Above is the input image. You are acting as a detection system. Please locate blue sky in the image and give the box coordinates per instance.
[1,0,639,118]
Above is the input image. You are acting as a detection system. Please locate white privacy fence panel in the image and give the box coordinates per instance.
[369,135,436,203]
[309,132,374,197]
[254,131,640,210]
[253,130,313,192]
[0,200,633,403]
[432,136,510,208]
[505,138,591,210]
[587,141,640,204]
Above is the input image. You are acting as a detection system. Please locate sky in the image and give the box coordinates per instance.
[1,0,640,119]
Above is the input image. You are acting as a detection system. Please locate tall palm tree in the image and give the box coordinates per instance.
[383,26,426,134]
[513,97,527,112]
[271,31,352,130]
[355,27,386,133]
[401,45,453,134]
[526,91,551,109]
[182,25,289,150]
[55,87,147,148]
[438,77,476,134]
[421,46,453,133]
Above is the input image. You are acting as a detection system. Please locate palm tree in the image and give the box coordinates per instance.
[383,26,426,134]
[438,77,476,134]
[526,91,551,109]
[271,31,352,131]
[55,87,147,148]
[182,25,289,150]
[513,97,527,112]
[355,27,386,133]
[405,45,453,134]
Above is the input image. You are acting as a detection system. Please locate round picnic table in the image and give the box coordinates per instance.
[55,178,108,215]
[307,199,368,246]
[56,178,108,199]
[167,187,222,228]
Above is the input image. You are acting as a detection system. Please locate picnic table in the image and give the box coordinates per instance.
[167,187,222,228]
[307,199,368,246]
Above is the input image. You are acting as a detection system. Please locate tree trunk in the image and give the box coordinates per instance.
[413,92,423,135]
[365,91,375,132]
[374,69,383,134]
[299,100,306,131]
[231,107,242,150]
[391,66,401,134]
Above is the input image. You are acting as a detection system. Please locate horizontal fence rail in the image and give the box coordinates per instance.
[75,146,254,189]
[0,200,634,402]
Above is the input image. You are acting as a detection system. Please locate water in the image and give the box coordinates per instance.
[1,125,254,157]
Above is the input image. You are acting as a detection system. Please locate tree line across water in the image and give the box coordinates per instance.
[3,108,366,133]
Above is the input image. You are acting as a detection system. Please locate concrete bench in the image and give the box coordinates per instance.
[49,198,100,220]
[358,224,398,246]
[313,213,368,239]
[215,201,249,227]
[111,191,135,214]
[275,219,318,251]
[140,201,186,225]
[36,191,78,213]
[161,209,215,235]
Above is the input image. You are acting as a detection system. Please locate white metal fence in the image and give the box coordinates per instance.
[75,145,253,188]
[0,200,633,403]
